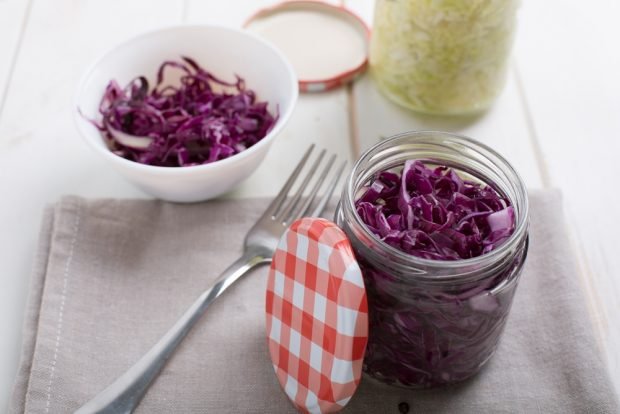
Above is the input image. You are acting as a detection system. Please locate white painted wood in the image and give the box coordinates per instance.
[345,0,374,24]
[0,0,30,114]
[514,0,620,394]
[183,0,275,27]
[0,0,184,409]
[350,71,545,189]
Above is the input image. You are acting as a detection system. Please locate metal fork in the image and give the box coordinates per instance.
[75,145,346,414]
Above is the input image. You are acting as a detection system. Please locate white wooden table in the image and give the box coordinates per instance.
[1,0,618,409]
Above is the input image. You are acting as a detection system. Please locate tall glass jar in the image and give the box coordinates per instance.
[370,1,520,115]
[335,131,529,388]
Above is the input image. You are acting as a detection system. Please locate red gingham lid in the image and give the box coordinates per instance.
[245,1,370,93]
[266,218,368,413]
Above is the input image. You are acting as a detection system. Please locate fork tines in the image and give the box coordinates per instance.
[269,144,346,224]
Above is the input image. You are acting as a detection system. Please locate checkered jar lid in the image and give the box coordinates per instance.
[266,218,368,413]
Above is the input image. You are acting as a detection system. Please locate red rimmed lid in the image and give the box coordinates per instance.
[266,217,368,413]
[245,1,370,92]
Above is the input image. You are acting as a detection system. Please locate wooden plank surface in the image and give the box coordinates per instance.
[1,0,618,409]
[350,70,545,188]
[514,0,620,394]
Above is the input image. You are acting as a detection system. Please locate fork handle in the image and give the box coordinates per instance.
[75,248,269,414]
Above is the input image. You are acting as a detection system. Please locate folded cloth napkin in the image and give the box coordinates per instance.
[10,191,620,413]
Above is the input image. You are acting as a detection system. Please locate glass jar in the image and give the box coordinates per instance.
[370,0,520,115]
[335,131,529,388]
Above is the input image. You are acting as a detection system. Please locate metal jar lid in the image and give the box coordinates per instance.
[266,217,368,412]
[245,1,370,92]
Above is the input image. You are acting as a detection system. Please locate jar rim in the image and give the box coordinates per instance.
[343,130,530,276]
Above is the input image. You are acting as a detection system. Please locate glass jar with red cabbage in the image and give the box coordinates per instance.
[335,131,529,388]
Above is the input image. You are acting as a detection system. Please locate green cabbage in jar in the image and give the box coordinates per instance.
[370,0,520,115]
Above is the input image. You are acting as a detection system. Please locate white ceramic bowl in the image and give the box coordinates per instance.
[74,25,298,202]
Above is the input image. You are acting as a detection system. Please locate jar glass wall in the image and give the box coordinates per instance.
[370,1,520,115]
[336,131,529,388]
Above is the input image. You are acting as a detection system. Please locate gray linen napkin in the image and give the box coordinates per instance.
[10,192,620,413]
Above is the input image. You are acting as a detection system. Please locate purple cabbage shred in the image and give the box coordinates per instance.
[352,161,524,387]
[91,56,278,167]
[355,160,515,260]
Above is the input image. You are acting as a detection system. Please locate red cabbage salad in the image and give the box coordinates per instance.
[90,56,278,167]
[352,160,522,387]
[355,160,515,260]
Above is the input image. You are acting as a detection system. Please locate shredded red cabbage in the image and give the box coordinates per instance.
[355,160,515,260]
[91,56,278,167]
[349,160,524,387]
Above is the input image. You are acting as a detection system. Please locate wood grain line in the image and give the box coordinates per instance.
[566,218,608,355]
[342,0,362,158]
[346,83,360,157]
[513,62,552,188]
